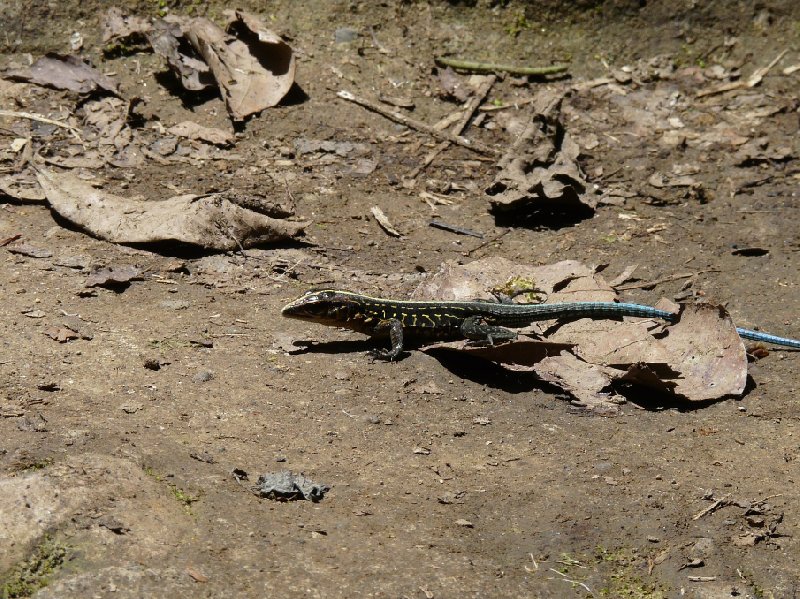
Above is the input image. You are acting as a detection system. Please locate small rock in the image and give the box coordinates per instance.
[412,446,431,455]
[334,27,359,43]
[7,244,53,258]
[121,402,143,414]
[745,515,765,528]
[455,519,474,528]
[160,299,190,310]
[647,536,660,543]
[143,357,161,371]
[365,415,380,425]
[193,371,214,383]
[189,451,215,464]
[690,537,715,558]
[22,309,46,318]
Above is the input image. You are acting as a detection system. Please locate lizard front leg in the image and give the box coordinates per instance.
[371,318,405,360]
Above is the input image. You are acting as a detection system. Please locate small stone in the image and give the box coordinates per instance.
[143,357,161,371]
[455,519,474,528]
[365,415,380,424]
[193,371,214,383]
[160,299,191,310]
[334,27,359,43]
[647,536,660,543]
[412,446,431,455]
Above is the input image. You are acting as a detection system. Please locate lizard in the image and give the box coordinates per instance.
[281,288,800,360]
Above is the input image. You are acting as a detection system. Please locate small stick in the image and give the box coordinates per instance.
[692,494,731,520]
[371,206,402,237]
[429,220,483,238]
[407,74,496,179]
[696,50,788,98]
[0,109,82,140]
[338,90,499,157]
[435,57,568,77]
[478,97,536,112]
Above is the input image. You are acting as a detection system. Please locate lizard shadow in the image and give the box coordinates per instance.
[292,342,757,412]
[429,351,754,412]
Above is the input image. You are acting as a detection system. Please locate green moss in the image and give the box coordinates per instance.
[169,484,199,509]
[1,536,66,598]
[595,546,667,599]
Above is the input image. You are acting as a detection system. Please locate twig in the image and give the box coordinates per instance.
[548,569,594,596]
[371,206,402,237]
[407,75,496,178]
[692,494,731,520]
[466,227,510,256]
[614,269,719,291]
[696,50,788,98]
[429,220,483,238]
[435,56,568,77]
[0,109,82,140]
[337,90,500,157]
[479,96,536,112]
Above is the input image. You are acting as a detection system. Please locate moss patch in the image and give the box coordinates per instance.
[1,536,67,599]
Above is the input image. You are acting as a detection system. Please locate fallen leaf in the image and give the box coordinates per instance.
[35,168,308,251]
[185,566,209,583]
[160,11,296,120]
[485,90,596,214]
[167,121,234,146]
[101,7,153,43]
[7,244,53,258]
[44,326,79,343]
[85,265,142,288]
[455,519,474,528]
[3,53,120,96]
[0,175,46,202]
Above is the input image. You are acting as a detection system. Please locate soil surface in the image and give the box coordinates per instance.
[1,1,799,597]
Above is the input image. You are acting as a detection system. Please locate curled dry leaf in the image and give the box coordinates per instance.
[418,258,749,408]
[101,7,153,43]
[3,54,120,96]
[149,19,213,91]
[485,90,596,214]
[35,168,308,251]
[158,10,296,120]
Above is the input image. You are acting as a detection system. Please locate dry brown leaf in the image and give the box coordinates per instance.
[533,353,623,414]
[35,168,308,251]
[161,11,295,120]
[148,19,213,91]
[416,259,749,406]
[0,174,46,202]
[167,121,234,146]
[3,54,120,96]
[85,265,142,288]
[44,326,80,343]
[101,7,153,43]
[413,257,616,303]
[486,90,595,214]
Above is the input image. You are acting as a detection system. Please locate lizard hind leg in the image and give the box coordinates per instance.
[460,316,518,346]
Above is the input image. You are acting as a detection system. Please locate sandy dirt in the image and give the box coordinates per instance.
[1,1,799,597]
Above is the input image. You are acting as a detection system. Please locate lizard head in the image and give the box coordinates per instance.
[280,289,360,324]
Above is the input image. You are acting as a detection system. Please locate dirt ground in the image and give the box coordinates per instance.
[1,1,799,597]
